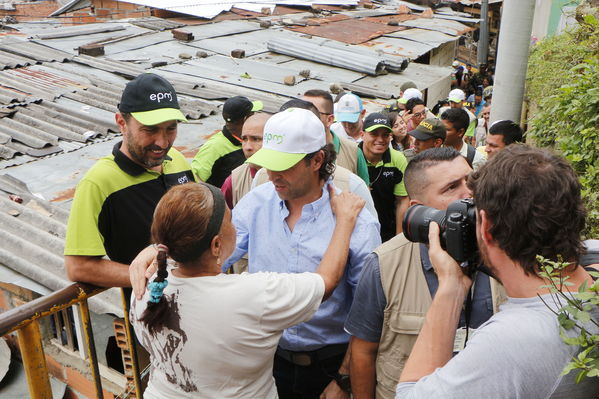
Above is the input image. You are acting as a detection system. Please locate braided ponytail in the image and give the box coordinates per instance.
[138,244,175,335]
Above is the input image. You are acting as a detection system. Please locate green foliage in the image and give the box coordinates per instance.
[537,255,599,382]
[527,11,599,237]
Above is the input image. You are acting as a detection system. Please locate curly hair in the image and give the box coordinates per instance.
[304,143,337,181]
[468,144,586,274]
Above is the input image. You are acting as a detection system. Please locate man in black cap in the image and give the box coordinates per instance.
[191,96,263,187]
[65,72,194,287]
[359,112,409,242]
[408,118,446,155]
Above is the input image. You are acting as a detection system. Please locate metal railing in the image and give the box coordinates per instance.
[0,282,143,399]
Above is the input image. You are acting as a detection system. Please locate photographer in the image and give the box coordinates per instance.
[396,144,599,398]
[345,148,504,398]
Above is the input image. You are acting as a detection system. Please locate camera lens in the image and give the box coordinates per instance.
[402,205,447,245]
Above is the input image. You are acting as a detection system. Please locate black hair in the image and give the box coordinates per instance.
[304,143,337,181]
[440,108,470,133]
[303,89,334,114]
[405,147,462,199]
[489,120,523,145]
[405,98,425,112]
[279,99,320,118]
[432,100,449,116]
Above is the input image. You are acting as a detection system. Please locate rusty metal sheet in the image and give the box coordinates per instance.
[363,14,420,24]
[289,18,406,44]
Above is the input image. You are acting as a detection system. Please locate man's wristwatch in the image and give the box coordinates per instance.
[333,372,351,393]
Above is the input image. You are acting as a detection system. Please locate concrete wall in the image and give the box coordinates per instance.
[430,41,458,67]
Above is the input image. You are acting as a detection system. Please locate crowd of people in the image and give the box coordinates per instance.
[63,71,598,398]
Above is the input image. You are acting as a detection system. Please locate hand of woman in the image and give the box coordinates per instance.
[328,183,365,224]
[129,245,159,300]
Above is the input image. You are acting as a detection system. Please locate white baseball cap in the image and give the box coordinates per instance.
[448,89,466,103]
[335,93,363,123]
[452,60,460,67]
[398,87,423,104]
[246,108,325,171]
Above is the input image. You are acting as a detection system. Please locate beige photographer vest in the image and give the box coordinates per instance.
[231,163,254,208]
[374,234,507,399]
[336,136,359,174]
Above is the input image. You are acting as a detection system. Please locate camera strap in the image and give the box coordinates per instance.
[463,272,476,347]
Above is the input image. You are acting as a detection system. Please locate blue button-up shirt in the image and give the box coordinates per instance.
[224,181,381,351]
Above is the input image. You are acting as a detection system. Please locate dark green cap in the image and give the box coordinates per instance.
[408,118,446,141]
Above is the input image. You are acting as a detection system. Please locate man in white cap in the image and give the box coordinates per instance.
[227,108,381,398]
[448,88,477,144]
[331,93,366,142]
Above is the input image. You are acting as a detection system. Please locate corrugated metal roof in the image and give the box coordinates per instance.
[0,37,73,70]
[0,66,87,105]
[395,16,472,36]
[0,176,123,316]
[0,6,471,307]
[384,28,459,47]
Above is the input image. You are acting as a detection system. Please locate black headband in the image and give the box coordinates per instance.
[196,183,226,255]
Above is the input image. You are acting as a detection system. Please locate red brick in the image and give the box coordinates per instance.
[95,8,110,17]
[65,367,115,399]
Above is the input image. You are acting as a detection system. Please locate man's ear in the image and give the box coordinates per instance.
[326,114,334,128]
[115,112,127,134]
[479,209,493,246]
[409,198,420,207]
[434,138,443,148]
[311,150,325,171]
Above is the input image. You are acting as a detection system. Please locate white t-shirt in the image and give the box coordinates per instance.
[331,122,362,143]
[131,271,324,399]
[396,294,599,399]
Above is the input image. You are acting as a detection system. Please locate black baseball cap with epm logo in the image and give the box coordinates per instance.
[364,112,392,132]
[222,96,263,123]
[118,73,187,125]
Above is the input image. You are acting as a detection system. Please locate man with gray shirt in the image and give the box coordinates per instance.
[396,144,599,398]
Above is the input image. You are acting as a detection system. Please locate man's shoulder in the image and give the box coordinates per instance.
[81,154,124,185]
[338,135,358,151]
[375,234,417,257]
[388,148,408,168]
[165,147,192,171]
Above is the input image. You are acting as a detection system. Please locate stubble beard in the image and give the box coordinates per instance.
[126,138,168,169]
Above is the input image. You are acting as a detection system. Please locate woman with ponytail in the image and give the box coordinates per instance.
[130,182,364,398]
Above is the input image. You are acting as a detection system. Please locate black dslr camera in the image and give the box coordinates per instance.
[402,199,477,263]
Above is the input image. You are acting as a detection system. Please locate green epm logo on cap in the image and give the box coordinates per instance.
[265,133,284,145]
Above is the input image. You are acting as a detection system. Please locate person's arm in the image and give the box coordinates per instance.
[190,139,217,182]
[316,185,365,300]
[399,222,472,382]
[350,337,379,398]
[66,255,131,287]
[395,195,409,234]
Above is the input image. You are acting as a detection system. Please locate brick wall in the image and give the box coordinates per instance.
[0,1,60,22]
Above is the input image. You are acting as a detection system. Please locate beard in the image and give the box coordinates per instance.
[477,232,502,283]
[125,137,170,169]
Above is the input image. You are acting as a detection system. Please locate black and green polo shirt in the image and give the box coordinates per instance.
[64,142,195,265]
[191,126,245,188]
[358,144,408,242]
